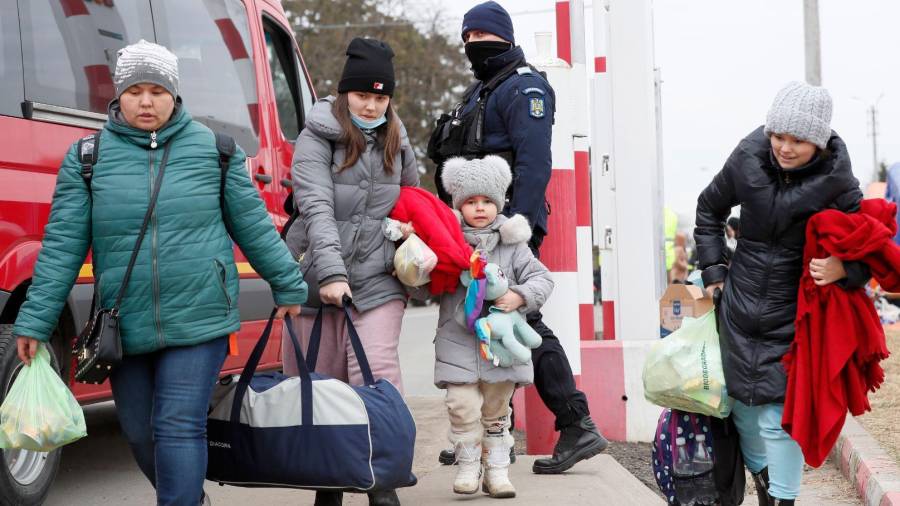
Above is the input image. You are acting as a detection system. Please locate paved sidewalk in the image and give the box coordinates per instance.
[204,396,663,505]
[398,454,663,505]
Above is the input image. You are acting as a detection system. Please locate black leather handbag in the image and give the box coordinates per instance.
[74,143,172,384]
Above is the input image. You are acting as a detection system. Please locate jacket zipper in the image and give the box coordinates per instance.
[149,132,164,348]
[749,170,786,405]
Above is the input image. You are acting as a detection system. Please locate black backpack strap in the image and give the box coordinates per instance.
[280,139,334,241]
[467,60,529,152]
[461,81,482,103]
[479,59,525,98]
[77,132,101,188]
[215,132,236,200]
[214,132,237,238]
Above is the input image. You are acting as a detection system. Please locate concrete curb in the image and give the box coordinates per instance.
[830,416,900,506]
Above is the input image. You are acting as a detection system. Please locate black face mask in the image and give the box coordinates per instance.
[465,41,512,80]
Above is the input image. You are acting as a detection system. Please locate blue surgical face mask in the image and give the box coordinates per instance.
[350,112,387,130]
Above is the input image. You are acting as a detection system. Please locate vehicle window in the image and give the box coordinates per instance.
[18,0,155,114]
[263,20,302,141]
[152,0,259,155]
[0,0,23,117]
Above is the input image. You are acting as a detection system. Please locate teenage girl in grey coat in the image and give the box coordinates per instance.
[283,38,418,506]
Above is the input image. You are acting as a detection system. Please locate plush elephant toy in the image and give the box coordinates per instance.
[460,263,542,367]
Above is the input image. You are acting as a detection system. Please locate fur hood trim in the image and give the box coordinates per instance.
[500,214,532,245]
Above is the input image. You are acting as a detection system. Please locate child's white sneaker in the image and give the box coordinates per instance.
[453,442,483,494]
[482,433,516,498]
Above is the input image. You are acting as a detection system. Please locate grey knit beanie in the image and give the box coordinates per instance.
[441,155,512,211]
[764,81,832,149]
[113,40,179,98]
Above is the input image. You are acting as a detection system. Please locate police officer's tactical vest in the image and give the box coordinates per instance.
[427,59,544,203]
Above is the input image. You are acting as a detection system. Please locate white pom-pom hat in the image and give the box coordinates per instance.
[440,155,512,211]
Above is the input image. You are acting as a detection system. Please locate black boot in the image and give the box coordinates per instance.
[751,467,770,506]
[314,491,343,506]
[439,447,517,465]
[438,448,456,465]
[368,490,401,506]
[531,416,608,474]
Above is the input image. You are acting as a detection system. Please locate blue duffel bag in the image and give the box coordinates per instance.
[206,305,417,492]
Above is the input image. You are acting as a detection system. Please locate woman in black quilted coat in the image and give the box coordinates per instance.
[694,82,869,506]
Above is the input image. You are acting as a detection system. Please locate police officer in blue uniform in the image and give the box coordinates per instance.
[429,1,608,475]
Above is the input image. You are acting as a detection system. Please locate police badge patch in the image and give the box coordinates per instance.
[529,97,545,118]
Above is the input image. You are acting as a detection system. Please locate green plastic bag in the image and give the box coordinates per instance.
[0,344,86,451]
[643,310,733,418]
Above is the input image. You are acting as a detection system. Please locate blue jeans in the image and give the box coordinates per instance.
[110,337,227,506]
[731,401,804,500]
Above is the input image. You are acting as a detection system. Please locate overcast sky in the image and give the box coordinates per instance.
[415,0,900,221]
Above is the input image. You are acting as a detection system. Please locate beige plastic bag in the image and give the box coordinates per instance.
[642,310,733,418]
[394,233,438,287]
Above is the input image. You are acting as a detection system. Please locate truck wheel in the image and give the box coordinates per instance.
[0,324,62,506]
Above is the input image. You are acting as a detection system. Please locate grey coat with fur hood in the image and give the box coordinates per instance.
[433,214,554,388]
[286,97,419,312]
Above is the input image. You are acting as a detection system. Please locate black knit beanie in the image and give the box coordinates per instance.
[338,38,396,96]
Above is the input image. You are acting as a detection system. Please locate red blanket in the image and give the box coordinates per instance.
[389,187,472,295]
[782,199,900,467]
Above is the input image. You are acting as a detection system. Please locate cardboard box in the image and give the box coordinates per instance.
[659,284,714,337]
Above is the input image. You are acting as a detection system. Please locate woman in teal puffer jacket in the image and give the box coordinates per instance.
[13,40,307,506]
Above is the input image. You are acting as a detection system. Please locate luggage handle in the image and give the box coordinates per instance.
[304,296,376,387]
[230,309,314,429]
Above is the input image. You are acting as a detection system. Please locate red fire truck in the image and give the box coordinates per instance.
[0,0,314,502]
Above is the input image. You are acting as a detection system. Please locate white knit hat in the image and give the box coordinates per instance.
[441,155,512,211]
[764,81,833,149]
[113,40,179,98]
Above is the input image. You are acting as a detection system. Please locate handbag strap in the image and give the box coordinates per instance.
[111,142,172,314]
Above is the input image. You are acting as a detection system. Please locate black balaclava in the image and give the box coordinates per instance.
[465,41,512,81]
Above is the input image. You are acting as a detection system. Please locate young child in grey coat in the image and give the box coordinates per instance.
[432,155,554,499]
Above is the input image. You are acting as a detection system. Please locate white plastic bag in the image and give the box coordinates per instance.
[0,344,87,451]
[394,233,438,287]
[875,296,900,325]
[642,310,733,418]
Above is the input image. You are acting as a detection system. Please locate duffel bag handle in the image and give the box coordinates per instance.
[231,309,314,428]
[342,302,376,386]
[304,306,325,372]
[305,296,376,386]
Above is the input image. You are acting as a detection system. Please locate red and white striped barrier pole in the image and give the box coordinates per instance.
[581,0,667,443]
[567,1,595,344]
[512,0,589,456]
[581,0,628,442]
[590,1,618,342]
